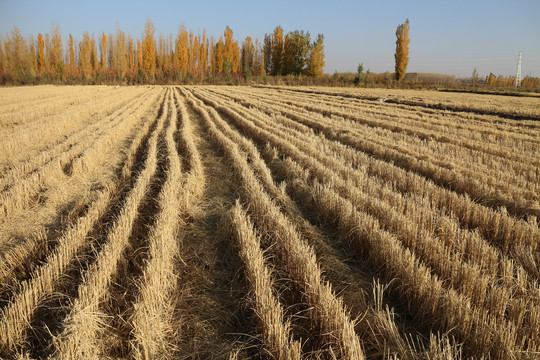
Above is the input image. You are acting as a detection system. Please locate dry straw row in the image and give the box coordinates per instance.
[0,88,152,193]
[212,86,539,218]
[202,87,538,261]
[191,87,460,359]
[184,89,364,359]
[0,88,166,355]
[0,88,161,295]
[192,87,539,358]
[0,87,144,168]
[129,89,206,359]
[51,89,170,358]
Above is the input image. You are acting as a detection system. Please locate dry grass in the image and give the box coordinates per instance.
[0,85,538,359]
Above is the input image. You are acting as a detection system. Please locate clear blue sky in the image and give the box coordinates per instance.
[1,0,539,77]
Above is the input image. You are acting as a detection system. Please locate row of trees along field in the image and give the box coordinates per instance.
[0,19,326,85]
[483,72,540,87]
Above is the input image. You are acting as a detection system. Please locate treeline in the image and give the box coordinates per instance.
[0,19,325,85]
[484,73,540,87]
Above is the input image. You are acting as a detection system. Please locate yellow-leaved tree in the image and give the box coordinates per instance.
[176,24,188,77]
[127,36,134,73]
[224,26,234,65]
[142,17,156,78]
[188,30,194,75]
[79,32,92,80]
[232,40,239,73]
[216,36,224,73]
[198,29,208,77]
[192,33,200,76]
[209,36,216,73]
[136,40,143,71]
[306,34,325,77]
[4,27,29,80]
[271,26,283,76]
[100,33,107,70]
[394,19,410,82]
[37,33,45,74]
[49,23,64,79]
[90,35,98,74]
[114,27,127,78]
[67,34,76,77]
[252,39,265,76]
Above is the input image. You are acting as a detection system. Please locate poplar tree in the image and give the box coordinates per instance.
[209,35,216,74]
[114,27,127,78]
[253,39,265,76]
[281,30,310,75]
[232,40,239,73]
[142,17,156,78]
[216,37,224,73]
[263,33,272,75]
[188,30,194,75]
[176,25,189,77]
[307,34,325,77]
[4,27,28,80]
[157,33,165,75]
[44,33,51,74]
[37,33,45,74]
[241,36,254,74]
[176,25,188,77]
[127,36,134,73]
[487,73,496,86]
[108,34,114,74]
[199,30,208,77]
[27,35,37,75]
[100,33,107,70]
[67,34,76,77]
[223,26,234,65]
[192,33,200,76]
[49,23,64,79]
[270,26,283,76]
[79,32,91,80]
[394,19,410,82]
[136,40,143,71]
[90,35,98,74]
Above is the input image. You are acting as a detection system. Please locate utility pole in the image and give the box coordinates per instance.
[515,51,522,87]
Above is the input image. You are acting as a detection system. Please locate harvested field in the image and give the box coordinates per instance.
[0,85,539,359]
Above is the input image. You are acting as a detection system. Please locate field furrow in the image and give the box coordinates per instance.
[50,89,170,359]
[203,87,539,219]
[193,87,539,263]
[1,85,538,360]
[189,86,540,354]
[227,203,302,360]
[0,89,162,301]
[187,88,457,358]
[0,87,147,171]
[186,89,367,359]
[0,88,166,357]
[0,88,157,224]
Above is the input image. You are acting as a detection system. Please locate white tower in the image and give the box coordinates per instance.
[515,51,522,87]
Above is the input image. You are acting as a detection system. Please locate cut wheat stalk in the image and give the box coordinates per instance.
[227,202,302,360]
[50,89,171,359]
[185,91,365,359]
[0,89,167,356]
